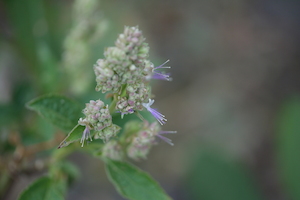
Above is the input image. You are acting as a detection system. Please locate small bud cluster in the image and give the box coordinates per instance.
[101,140,124,161]
[78,100,119,146]
[79,100,111,131]
[94,124,120,143]
[77,26,176,161]
[116,82,151,117]
[98,121,176,161]
[126,122,176,160]
[127,122,160,160]
[115,26,149,65]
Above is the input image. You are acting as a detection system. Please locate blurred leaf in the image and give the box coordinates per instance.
[0,170,10,197]
[10,82,36,122]
[50,161,80,186]
[0,104,16,127]
[186,151,263,200]
[0,138,15,155]
[36,42,60,92]
[105,160,171,200]
[4,0,41,70]
[42,0,71,60]
[276,97,300,200]
[58,161,80,185]
[57,124,85,149]
[18,176,66,200]
[26,94,82,132]
[21,117,56,146]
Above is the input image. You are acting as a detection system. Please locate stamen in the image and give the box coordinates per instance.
[156,134,174,146]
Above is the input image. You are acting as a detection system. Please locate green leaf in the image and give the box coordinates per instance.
[18,176,66,200]
[26,94,82,132]
[276,97,300,200]
[57,124,85,148]
[105,160,171,200]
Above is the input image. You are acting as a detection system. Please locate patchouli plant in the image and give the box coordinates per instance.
[23,26,176,200]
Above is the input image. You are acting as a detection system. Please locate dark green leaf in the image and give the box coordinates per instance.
[276,97,300,200]
[105,160,171,200]
[57,124,85,148]
[26,94,82,131]
[18,176,66,200]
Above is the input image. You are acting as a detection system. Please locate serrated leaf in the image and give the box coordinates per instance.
[57,124,85,148]
[26,94,82,131]
[18,176,66,200]
[105,160,172,200]
[276,97,300,199]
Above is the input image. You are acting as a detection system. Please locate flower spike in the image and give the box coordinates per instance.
[142,99,167,125]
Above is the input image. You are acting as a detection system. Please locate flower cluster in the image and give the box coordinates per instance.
[78,100,119,146]
[77,26,175,160]
[101,140,124,161]
[93,26,171,120]
[102,122,176,161]
[94,26,149,93]
[127,122,176,160]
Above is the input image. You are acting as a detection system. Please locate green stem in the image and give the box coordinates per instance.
[109,94,118,114]
[120,84,128,97]
[108,84,128,114]
[52,144,75,163]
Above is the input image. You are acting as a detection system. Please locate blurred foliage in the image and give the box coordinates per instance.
[0,0,109,199]
[276,96,300,200]
[18,176,67,200]
[185,149,263,200]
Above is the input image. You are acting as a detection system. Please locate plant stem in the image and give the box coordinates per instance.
[109,94,118,114]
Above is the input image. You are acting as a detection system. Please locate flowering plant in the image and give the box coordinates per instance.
[23,26,176,200]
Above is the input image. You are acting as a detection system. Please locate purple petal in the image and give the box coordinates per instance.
[159,131,177,134]
[152,72,172,81]
[156,134,174,146]
[149,108,167,125]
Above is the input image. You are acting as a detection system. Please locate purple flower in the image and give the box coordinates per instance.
[152,60,172,81]
[142,99,167,125]
[156,130,177,146]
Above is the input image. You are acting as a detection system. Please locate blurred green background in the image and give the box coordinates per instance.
[1,0,300,199]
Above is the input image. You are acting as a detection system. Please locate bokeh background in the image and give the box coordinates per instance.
[1,0,300,199]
